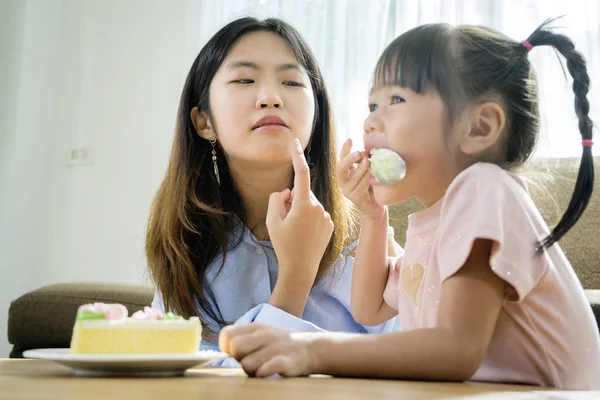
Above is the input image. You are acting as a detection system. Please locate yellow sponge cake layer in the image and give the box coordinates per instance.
[70,317,201,355]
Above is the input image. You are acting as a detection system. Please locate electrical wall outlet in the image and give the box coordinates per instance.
[67,147,94,167]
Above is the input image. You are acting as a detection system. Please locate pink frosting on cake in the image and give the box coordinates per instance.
[77,303,128,320]
[131,306,164,320]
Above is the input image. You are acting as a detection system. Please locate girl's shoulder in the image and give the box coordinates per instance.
[446,162,528,202]
[440,162,540,224]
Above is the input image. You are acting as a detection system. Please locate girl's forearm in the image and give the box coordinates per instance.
[308,328,480,381]
[350,207,396,325]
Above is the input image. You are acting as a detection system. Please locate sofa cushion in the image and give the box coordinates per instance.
[8,282,154,357]
[587,290,600,332]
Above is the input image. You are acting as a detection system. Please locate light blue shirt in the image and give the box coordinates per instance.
[152,225,400,356]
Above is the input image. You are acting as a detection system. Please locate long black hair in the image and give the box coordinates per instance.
[373,18,593,252]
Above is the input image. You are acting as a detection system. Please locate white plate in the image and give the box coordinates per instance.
[23,348,230,377]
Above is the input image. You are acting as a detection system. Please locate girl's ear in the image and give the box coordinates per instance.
[191,107,215,140]
[459,102,505,155]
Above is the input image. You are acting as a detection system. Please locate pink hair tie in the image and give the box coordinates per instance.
[582,139,594,148]
[522,40,533,52]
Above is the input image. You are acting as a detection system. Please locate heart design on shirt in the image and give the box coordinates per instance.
[401,263,425,305]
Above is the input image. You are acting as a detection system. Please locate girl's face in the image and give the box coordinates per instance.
[364,85,464,207]
[207,31,315,169]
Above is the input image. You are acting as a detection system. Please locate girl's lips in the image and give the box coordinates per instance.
[253,124,290,132]
[253,115,289,130]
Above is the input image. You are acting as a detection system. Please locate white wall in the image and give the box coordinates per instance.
[0,0,201,357]
[0,0,26,360]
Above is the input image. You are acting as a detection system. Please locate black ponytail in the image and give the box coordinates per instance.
[526,18,595,252]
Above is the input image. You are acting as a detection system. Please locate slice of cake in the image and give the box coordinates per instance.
[70,303,201,355]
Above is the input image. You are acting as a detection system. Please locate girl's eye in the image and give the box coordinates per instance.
[283,81,304,87]
[368,103,378,112]
[391,95,405,104]
[232,79,254,84]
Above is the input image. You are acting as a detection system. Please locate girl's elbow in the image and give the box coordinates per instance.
[436,358,480,382]
[434,333,486,381]
[350,306,378,326]
[350,309,370,326]
[451,362,480,382]
[450,345,485,381]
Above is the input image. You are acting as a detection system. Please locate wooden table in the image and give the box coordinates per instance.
[1,359,598,399]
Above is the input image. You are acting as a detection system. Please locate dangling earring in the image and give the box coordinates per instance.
[305,141,312,166]
[209,135,220,186]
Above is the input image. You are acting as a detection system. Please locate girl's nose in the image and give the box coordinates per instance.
[256,87,284,109]
[364,112,384,134]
